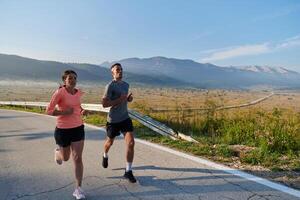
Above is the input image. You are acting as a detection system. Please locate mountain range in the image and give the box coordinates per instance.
[102,57,300,88]
[0,54,187,87]
[0,53,299,89]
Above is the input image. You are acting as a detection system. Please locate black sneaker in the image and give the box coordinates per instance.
[124,170,137,183]
[102,156,108,168]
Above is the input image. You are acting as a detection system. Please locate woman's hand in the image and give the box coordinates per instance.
[80,109,87,116]
[52,107,73,116]
[63,107,74,115]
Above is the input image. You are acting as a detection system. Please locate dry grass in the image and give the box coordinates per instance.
[0,84,274,108]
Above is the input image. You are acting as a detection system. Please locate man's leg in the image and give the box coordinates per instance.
[123,132,136,183]
[102,137,114,168]
[124,132,135,164]
[104,137,114,154]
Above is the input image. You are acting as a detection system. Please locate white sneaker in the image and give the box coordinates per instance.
[54,148,62,165]
[73,187,86,199]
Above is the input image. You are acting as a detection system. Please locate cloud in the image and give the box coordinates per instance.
[201,44,270,62]
[200,35,300,62]
[276,35,300,49]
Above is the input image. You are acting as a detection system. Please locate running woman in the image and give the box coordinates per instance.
[46,70,86,199]
[101,63,136,183]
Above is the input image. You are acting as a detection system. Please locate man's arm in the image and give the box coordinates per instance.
[102,94,128,108]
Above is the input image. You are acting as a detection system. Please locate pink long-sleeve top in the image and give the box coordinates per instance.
[46,87,84,129]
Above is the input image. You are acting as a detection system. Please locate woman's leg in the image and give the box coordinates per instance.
[71,140,84,187]
[57,146,71,161]
[54,128,71,163]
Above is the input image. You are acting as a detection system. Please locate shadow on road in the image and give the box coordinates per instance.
[104,165,283,198]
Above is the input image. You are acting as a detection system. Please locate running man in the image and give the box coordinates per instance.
[46,70,86,199]
[101,63,136,183]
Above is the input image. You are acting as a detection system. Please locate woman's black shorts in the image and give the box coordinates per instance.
[54,125,85,147]
[106,118,134,139]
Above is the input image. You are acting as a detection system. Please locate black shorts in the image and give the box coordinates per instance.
[106,118,134,139]
[54,125,85,147]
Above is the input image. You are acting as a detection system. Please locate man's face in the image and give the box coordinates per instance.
[112,65,123,80]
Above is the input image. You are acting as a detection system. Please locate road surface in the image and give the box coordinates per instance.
[0,109,299,200]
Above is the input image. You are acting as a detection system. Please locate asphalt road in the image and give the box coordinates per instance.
[0,109,299,200]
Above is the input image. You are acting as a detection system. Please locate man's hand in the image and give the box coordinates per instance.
[127,93,133,102]
[102,94,128,108]
[111,94,128,108]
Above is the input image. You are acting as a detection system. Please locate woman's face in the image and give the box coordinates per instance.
[64,73,77,88]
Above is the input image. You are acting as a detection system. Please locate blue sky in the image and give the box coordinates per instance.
[1,0,300,71]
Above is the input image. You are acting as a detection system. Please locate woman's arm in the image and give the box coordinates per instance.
[46,89,73,116]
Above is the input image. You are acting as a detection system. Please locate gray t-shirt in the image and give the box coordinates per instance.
[103,80,130,123]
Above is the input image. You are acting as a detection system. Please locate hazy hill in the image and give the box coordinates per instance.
[101,56,300,88]
[1,53,300,89]
[0,54,189,87]
[0,54,100,82]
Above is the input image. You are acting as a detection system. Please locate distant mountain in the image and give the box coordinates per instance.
[0,54,190,87]
[101,56,300,88]
[1,53,300,89]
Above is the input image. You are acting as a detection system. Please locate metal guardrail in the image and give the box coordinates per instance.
[151,92,275,112]
[0,101,198,143]
[217,92,274,110]
[0,92,274,142]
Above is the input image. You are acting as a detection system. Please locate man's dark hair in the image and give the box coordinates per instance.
[110,63,122,70]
